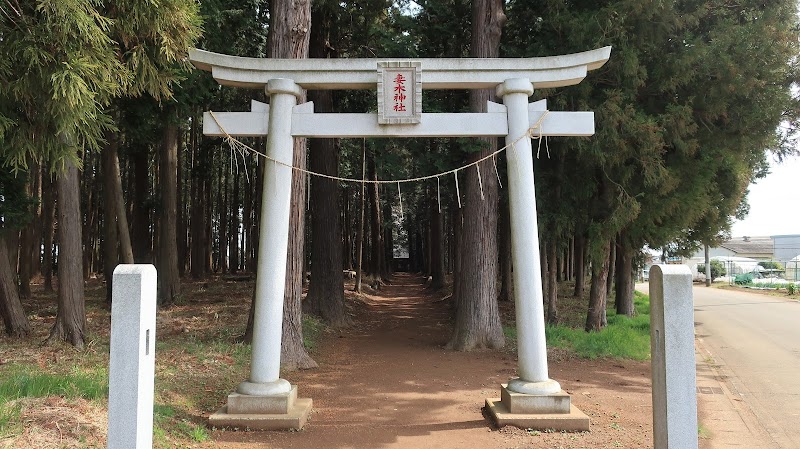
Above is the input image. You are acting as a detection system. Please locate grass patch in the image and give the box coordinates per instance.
[505,291,651,360]
[698,423,712,439]
[0,364,108,402]
[153,404,210,446]
[0,365,108,440]
[545,321,650,360]
[303,315,325,352]
[0,401,22,438]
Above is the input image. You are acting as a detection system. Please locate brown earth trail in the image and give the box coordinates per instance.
[209,273,654,449]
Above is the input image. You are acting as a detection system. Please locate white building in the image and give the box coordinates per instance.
[773,234,800,269]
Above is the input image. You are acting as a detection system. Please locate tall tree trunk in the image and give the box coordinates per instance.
[416,230,425,274]
[157,107,181,306]
[354,143,366,293]
[614,239,635,316]
[429,193,445,289]
[567,237,573,282]
[102,145,120,303]
[101,129,135,301]
[448,0,505,350]
[305,104,348,326]
[407,221,416,272]
[190,142,210,278]
[540,238,549,318]
[573,232,586,297]
[217,161,228,273]
[17,168,37,299]
[305,13,348,326]
[245,0,316,370]
[546,240,558,325]
[80,153,95,280]
[280,126,317,369]
[585,239,611,332]
[342,186,353,271]
[451,207,462,311]
[382,202,393,277]
[498,200,513,301]
[368,154,382,278]
[132,146,151,262]
[0,235,30,337]
[42,170,56,292]
[177,125,187,276]
[446,212,454,274]
[204,165,213,273]
[31,164,44,277]
[242,157,254,272]
[424,217,431,276]
[607,238,616,297]
[250,146,265,271]
[105,130,134,264]
[704,244,711,287]
[5,231,19,283]
[47,156,86,348]
[230,167,240,273]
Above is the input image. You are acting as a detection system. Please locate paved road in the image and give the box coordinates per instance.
[691,286,800,448]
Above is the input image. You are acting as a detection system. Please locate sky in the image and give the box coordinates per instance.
[730,155,800,237]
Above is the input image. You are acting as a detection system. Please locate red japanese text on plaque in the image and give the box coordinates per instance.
[378,62,421,124]
[393,74,407,112]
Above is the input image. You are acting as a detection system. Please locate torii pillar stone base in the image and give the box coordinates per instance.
[485,387,590,431]
[208,388,312,430]
[485,79,588,431]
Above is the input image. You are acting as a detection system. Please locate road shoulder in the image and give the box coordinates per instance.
[695,337,778,449]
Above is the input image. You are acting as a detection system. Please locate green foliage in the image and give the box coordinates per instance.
[0,365,108,402]
[107,0,202,102]
[0,170,36,231]
[303,315,325,352]
[758,261,783,270]
[506,292,651,360]
[153,404,209,446]
[0,0,126,169]
[787,283,797,295]
[735,273,754,285]
[503,0,800,259]
[697,260,727,281]
[0,401,22,439]
[0,0,201,171]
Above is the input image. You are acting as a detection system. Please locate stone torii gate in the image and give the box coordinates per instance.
[190,46,611,431]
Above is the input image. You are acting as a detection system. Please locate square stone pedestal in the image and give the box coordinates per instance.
[209,386,312,430]
[486,385,589,431]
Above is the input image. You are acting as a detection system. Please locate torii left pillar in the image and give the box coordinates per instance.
[209,79,312,430]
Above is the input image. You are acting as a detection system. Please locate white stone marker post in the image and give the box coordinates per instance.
[649,264,698,449]
[107,264,157,449]
[209,78,312,430]
[485,79,589,430]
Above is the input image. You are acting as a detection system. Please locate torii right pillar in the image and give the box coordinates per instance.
[485,79,590,431]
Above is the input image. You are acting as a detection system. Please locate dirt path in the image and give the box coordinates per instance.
[210,273,654,449]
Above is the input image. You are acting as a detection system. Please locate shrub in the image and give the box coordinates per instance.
[758,261,783,270]
[735,273,753,285]
[697,260,726,281]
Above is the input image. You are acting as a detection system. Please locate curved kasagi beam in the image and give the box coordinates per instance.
[189,46,611,90]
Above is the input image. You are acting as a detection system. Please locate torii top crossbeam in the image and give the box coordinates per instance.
[189,47,611,90]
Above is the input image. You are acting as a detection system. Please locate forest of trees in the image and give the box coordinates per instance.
[1,0,798,362]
